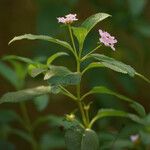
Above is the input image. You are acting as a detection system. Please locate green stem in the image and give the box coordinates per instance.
[20,102,38,150]
[59,85,77,101]
[136,72,150,84]
[68,25,88,128]
[68,25,78,58]
[81,45,101,62]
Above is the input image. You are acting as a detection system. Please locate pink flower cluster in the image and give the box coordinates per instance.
[99,29,117,51]
[57,14,78,24]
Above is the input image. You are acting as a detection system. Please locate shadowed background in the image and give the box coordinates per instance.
[0,0,150,150]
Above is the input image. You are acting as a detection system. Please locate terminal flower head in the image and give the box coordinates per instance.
[57,14,78,24]
[99,29,117,51]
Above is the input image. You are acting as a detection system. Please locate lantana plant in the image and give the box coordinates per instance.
[0,12,150,150]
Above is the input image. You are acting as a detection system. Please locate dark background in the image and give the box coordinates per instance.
[0,0,150,149]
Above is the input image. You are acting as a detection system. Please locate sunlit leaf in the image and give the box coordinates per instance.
[0,86,51,104]
[9,34,73,52]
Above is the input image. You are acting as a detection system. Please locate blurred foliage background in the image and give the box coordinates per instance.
[0,0,150,149]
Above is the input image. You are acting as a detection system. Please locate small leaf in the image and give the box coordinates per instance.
[33,94,49,111]
[81,13,111,35]
[90,54,136,77]
[0,86,51,104]
[72,27,88,50]
[82,86,146,117]
[47,52,69,66]
[3,55,36,65]
[81,129,99,150]
[9,34,73,52]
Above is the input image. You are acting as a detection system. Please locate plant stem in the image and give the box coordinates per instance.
[81,45,101,61]
[68,25,88,128]
[68,25,78,58]
[20,102,38,150]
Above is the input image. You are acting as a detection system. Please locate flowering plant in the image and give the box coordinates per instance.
[0,12,150,150]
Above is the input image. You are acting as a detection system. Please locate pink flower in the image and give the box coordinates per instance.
[130,134,139,143]
[57,14,78,24]
[99,29,117,51]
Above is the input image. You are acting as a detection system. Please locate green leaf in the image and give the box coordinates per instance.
[81,86,145,117]
[28,64,47,77]
[45,65,81,86]
[33,94,49,111]
[0,61,20,89]
[89,109,145,128]
[72,27,88,50]
[65,126,84,150]
[0,86,51,104]
[72,13,110,51]
[3,55,36,65]
[47,52,69,66]
[90,54,136,77]
[81,13,111,35]
[9,34,73,52]
[82,62,104,75]
[81,129,99,150]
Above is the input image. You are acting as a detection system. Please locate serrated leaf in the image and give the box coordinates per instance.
[33,94,49,111]
[65,127,84,150]
[81,13,111,35]
[47,52,69,66]
[82,86,145,117]
[0,61,20,89]
[44,65,81,86]
[9,34,73,52]
[0,86,51,104]
[81,129,99,150]
[72,27,88,50]
[90,54,136,77]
